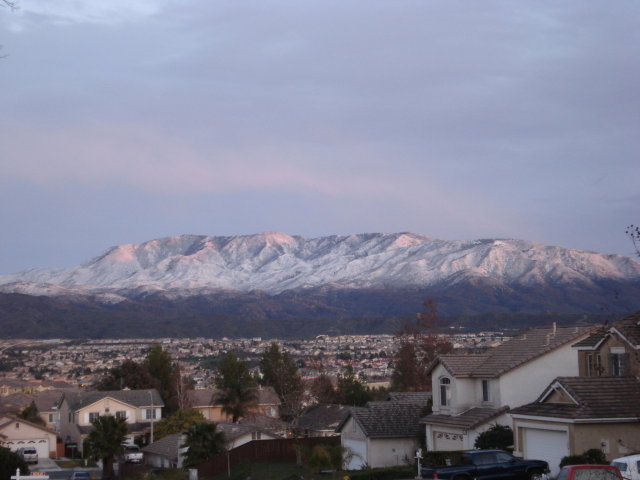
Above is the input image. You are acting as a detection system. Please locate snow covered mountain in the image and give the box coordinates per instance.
[1,232,639,297]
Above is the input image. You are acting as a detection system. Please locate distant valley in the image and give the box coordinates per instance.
[0,232,638,338]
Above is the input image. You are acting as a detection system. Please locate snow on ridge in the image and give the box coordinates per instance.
[0,232,638,296]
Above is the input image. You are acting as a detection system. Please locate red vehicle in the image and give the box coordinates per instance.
[557,465,623,480]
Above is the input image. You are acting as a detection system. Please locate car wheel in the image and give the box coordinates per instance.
[529,469,545,480]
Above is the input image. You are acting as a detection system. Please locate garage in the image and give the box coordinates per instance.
[5,437,50,459]
[522,428,568,477]
[343,438,367,470]
[433,430,464,451]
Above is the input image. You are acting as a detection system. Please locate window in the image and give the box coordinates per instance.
[251,432,262,440]
[587,354,594,376]
[609,350,630,376]
[48,414,54,423]
[440,377,451,407]
[145,408,157,420]
[89,412,100,423]
[482,380,490,402]
[116,411,126,420]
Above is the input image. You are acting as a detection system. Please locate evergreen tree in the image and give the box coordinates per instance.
[18,402,45,425]
[214,352,257,423]
[146,344,180,413]
[259,343,305,420]
[94,359,155,391]
[0,446,29,479]
[336,365,371,406]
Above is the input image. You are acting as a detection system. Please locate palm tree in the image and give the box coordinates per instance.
[181,422,226,467]
[85,415,128,479]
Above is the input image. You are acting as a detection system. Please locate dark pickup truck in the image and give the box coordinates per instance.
[421,449,550,480]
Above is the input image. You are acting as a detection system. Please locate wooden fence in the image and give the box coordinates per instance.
[196,437,340,477]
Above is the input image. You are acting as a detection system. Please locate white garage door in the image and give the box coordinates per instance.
[343,438,367,470]
[523,428,568,477]
[433,431,464,451]
[6,438,50,459]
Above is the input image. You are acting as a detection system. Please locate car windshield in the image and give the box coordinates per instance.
[612,463,627,472]
[23,449,37,454]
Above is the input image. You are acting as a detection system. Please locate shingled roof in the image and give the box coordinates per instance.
[187,386,279,407]
[296,404,353,432]
[611,311,640,347]
[430,325,595,378]
[64,389,164,410]
[337,393,430,438]
[142,433,183,462]
[510,376,640,420]
[421,406,509,429]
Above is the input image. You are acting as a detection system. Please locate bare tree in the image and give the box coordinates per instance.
[626,224,640,257]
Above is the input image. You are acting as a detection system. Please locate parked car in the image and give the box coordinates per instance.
[121,444,144,463]
[69,472,92,480]
[612,455,640,480]
[18,447,38,464]
[420,449,550,480]
[557,465,623,480]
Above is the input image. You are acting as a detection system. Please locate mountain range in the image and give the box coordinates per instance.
[1,232,638,338]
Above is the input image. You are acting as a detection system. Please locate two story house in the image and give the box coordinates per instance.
[421,324,595,453]
[59,388,164,455]
[510,312,640,475]
[187,386,280,422]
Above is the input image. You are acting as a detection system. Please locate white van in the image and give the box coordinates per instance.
[612,454,640,480]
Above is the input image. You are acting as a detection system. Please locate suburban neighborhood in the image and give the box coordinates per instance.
[0,312,638,479]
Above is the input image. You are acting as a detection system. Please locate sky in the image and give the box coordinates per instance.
[1,0,639,274]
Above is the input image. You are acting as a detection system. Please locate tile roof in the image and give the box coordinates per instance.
[431,325,595,378]
[421,406,509,429]
[142,433,183,461]
[510,377,640,420]
[572,330,608,349]
[33,389,77,412]
[0,393,33,414]
[611,311,640,347]
[338,392,431,438]
[296,404,353,432]
[216,421,273,442]
[387,392,433,404]
[65,389,164,410]
[238,412,288,432]
[187,386,279,407]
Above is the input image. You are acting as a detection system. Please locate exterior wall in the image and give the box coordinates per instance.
[578,334,640,378]
[573,422,640,460]
[39,411,60,432]
[500,341,582,408]
[77,398,141,426]
[368,437,418,468]
[425,412,510,452]
[0,420,58,458]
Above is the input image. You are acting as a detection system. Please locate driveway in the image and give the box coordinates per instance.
[31,458,61,472]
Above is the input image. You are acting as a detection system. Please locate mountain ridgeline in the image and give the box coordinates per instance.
[0,232,638,338]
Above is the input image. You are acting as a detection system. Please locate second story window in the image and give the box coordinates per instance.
[609,348,630,376]
[482,380,490,402]
[440,377,451,407]
[145,408,157,420]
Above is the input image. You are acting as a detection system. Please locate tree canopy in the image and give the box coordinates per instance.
[85,415,128,480]
[214,352,257,423]
[259,343,305,421]
[153,408,206,441]
[181,422,226,467]
[0,446,29,479]
[336,365,371,407]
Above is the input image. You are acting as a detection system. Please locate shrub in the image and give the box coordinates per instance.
[560,448,607,467]
[474,424,514,451]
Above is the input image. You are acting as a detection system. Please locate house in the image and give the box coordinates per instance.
[295,404,352,437]
[0,415,59,459]
[573,312,640,378]
[142,422,278,468]
[422,325,595,451]
[58,388,164,455]
[142,433,186,469]
[187,386,280,422]
[510,376,640,476]
[337,392,431,470]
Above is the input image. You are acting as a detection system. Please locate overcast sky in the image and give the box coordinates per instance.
[1,0,638,274]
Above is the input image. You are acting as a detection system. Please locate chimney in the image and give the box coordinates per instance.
[552,322,557,336]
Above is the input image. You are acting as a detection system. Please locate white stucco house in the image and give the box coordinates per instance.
[336,392,431,470]
[422,325,595,452]
[0,416,59,459]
